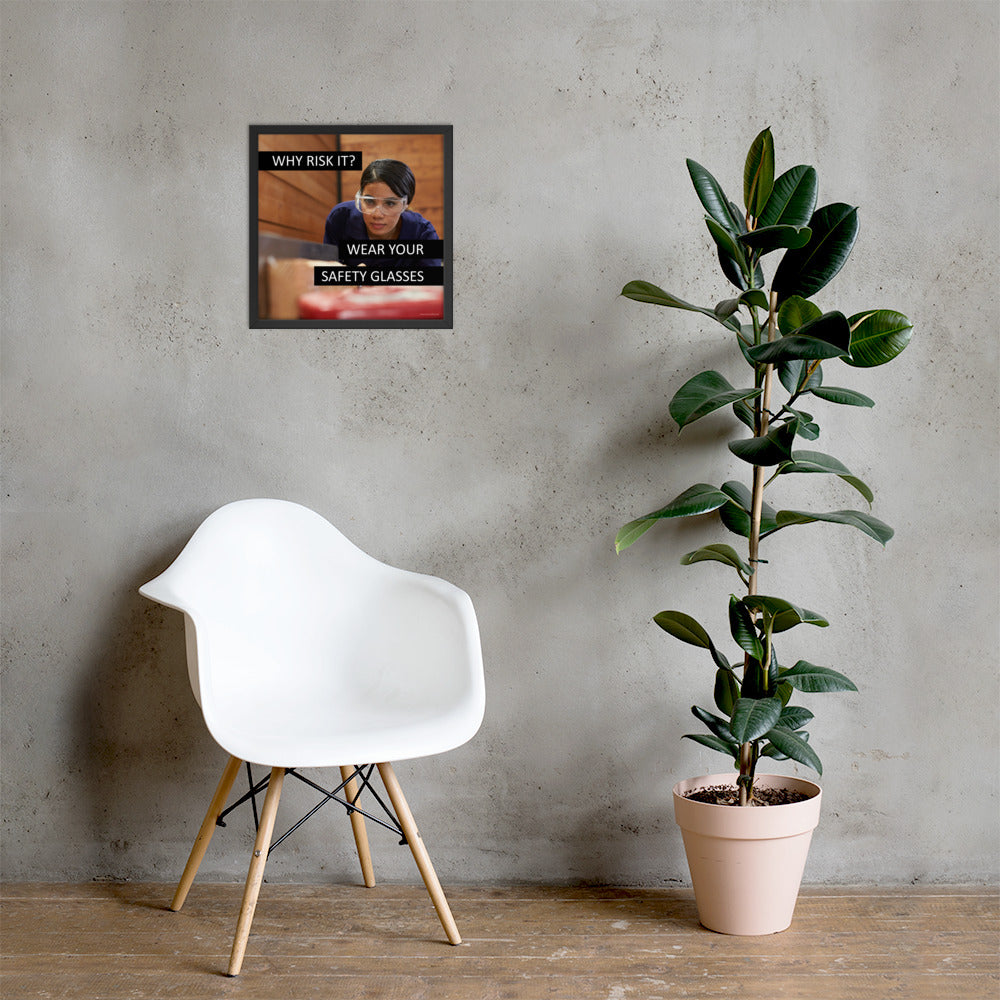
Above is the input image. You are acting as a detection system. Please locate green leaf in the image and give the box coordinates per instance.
[778,705,815,730]
[764,726,823,774]
[719,503,752,538]
[732,398,756,430]
[739,289,770,311]
[739,224,811,256]
[758,164,818,229]
[720,480,754,509]
[731,697,782,743]
[620,281,741,332]
[743,595,829,629]
[614,518,655,552]
[615,484,733,552]
[669,371,762,429]
[719,245,765,292]
[844,310,913,368]
[717,247,744,291]
[680,543,753,579]
[773,508,894,545]
[845,476,875,503]
[780,660,858,693]
[744,127,775,218]
[771,609,818,633]
[719,480,778,538]
[691,705,737,744]
[777,295,822,335]
[686,159,744,234]
[714,297,741,322]
[779,358,823,395]
[749,335,848,365]
[747,311,852,364]
[759,724,809,760]
[778,450,875,504]
[705,215,750,281]
[654,610,713,649]
[714,668,741,716]
[708,638,732,672]
[783,450,853,475]
[772,203,860,304]
[842,477,874,504]
[728,420,797,466]
[810,385,875,407]
[682,733,740,757]
[649,483,735,518]
[729,595,764,660]
[741,649,778,698]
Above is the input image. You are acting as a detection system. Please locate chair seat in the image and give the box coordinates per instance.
[205,685,480,768]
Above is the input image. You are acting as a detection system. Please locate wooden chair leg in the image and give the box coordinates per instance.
[340,765,376,888]
[171,754,243,912]
[376,761,461,945]
[227,766,285,977]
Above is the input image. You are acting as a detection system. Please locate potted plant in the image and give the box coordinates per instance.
[616,128,912,934]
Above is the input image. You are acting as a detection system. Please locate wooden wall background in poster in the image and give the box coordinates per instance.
[257,132,445,245]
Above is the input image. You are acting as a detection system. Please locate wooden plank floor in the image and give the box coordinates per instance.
[1,882,997,999]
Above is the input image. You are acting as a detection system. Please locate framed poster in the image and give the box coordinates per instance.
[250,124,452,328]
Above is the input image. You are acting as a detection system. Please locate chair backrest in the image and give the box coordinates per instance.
[146,496,383,602]
[140,500,484,768]
[140,500,398,698]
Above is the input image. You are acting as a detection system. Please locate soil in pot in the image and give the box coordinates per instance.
[683,784,810,806]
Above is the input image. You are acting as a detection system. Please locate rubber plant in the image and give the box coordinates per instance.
[617,128,913,805]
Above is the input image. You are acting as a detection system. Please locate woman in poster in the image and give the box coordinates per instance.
[323,159,442,267]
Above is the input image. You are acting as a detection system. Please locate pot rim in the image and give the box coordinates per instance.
[672,773,822,839]
[672,771,822,804]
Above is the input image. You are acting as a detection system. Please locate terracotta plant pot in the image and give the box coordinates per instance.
[672,772,822,935]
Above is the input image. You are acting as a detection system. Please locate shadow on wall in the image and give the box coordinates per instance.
[558,746,689,887]
[76,538,220,881]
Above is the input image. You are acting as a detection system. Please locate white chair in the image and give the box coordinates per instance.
[139,499,485,976]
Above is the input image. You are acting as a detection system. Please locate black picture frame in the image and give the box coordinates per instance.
[250,124,453,329]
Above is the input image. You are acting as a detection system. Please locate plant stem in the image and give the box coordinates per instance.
[739,743,755,805]
[740,289,779,806]
[759,292,779,435]
[747,294,777,584]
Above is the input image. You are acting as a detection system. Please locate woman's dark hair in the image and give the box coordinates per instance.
[360,159,415,202]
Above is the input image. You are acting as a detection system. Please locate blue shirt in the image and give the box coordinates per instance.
[323,202,442,267]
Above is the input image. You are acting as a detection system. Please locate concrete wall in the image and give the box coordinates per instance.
[2,0,997,886]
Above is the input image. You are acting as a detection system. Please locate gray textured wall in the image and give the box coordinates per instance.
[2,0,997,886]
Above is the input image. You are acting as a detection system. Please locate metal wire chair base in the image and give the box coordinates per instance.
[216,762,407,854]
